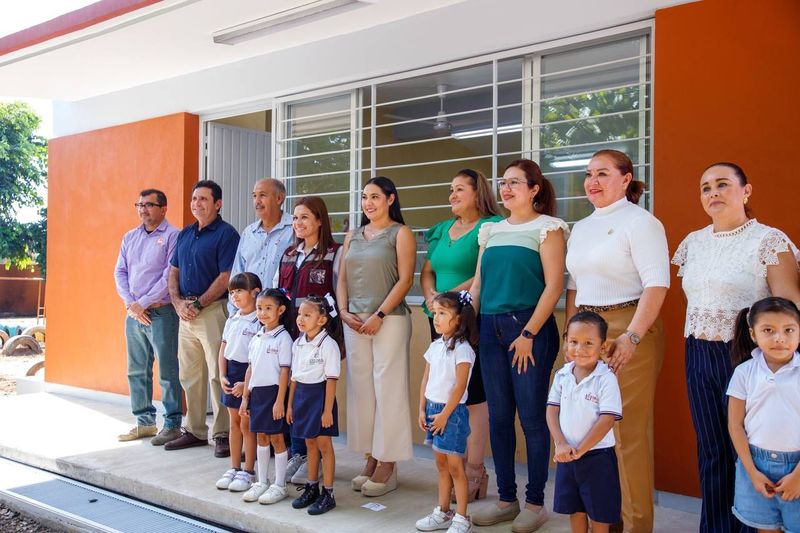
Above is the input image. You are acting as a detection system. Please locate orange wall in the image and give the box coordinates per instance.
[653,0,800,496]
[46,113,198,395]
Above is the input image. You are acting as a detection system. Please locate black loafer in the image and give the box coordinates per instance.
[292,483,320,509]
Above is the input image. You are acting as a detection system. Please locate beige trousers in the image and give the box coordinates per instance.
[600,306,664,533]
[177,299,229,440]
[345,313,413,462]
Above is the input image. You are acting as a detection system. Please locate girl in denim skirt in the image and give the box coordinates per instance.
[727,297,800,533]
[416,291,478,533]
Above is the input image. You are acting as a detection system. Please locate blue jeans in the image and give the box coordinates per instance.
[480,310,558,505]
[124,305,182,429]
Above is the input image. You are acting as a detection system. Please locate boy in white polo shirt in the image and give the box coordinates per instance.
[547,311,622,533]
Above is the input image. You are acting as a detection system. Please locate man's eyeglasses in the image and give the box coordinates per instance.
[134,202,163,209]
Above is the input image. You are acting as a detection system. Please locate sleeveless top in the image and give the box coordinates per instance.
[345,223,410,316]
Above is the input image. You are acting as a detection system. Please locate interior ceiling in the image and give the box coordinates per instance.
[0,0,466,101]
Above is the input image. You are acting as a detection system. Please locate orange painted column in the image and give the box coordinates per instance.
[46,113,199,395]
[653,0,800,496]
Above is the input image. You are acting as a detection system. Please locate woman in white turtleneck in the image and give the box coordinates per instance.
[565,149,670,533]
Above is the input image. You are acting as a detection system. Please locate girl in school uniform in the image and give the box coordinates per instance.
[287,294,343,516]
[238,288,295,504]
[727,297,800,533]
[416,291,478,533]
[215,273,263,493]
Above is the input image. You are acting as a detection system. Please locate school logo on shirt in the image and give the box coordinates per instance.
[584,392,599,404]
[157,237,165,246]
[308,354,324,365]
[243,330,256,338]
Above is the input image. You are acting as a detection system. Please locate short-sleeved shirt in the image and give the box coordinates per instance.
[291,331,341,384]
[170,216,240,298]
[221,310,260,363]
[232,213,294,289]
[478,215,569,315]
[547,361,622,450]
[247,325,293,389]
[726,349,800,452]
[422,215,503,316]
[423,337,475,404]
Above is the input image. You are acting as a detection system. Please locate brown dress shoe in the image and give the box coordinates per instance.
[214,435,230,458]
[164,430,207,450]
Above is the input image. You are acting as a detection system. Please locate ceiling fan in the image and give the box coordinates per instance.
[385,84,453,136]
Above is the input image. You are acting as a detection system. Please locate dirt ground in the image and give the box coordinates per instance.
[0,354,44,396]
[0,504,63,533]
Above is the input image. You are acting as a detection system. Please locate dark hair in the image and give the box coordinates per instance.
[591,149,645,205]
[565,311,609,341]
[257,288,294,334]
[290,196,335,266]
[360,176,405,226]
[139,188,167,207]
[731,297,800,366]
[228,272,263,292]
[704,161,751,216]
[454,169,502,218]
[504,159,556,216]
[432,292,479,349]
[193,180,223,202]
[302,295,345,356]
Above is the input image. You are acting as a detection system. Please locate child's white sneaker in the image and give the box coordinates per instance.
[215,469,237,490]
[258,483,288,505]
[285,454,306,479]
[228,470,254,492]
[416,506,454,531]
[446,514,473,533]
[242,481,269,502]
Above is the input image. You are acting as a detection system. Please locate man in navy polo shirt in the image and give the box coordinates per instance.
[165,180,240,457]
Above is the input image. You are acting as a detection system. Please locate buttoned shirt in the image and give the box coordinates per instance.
[232,212,294,289]
[547,361,622,450]
[423,337,475,404]
[727,348,800,452]
[170,216,240,298]
[114,219,179,308]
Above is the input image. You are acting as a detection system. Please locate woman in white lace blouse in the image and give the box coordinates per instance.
[672,162,800,533]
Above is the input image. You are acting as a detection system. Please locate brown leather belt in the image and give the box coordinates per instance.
[578,299,639,313]
[148,302,168,309]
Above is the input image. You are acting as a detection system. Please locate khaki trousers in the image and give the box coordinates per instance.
[599,306,664,533]
[344,313,413,462]
[177,299,229,440]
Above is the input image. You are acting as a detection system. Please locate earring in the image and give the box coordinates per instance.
[743,197,749,205]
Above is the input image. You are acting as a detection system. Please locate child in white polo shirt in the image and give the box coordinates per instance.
[727,296,800,533]
[546,311,622,533]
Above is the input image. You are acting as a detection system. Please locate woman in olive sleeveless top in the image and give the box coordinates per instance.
[336,176,416,498]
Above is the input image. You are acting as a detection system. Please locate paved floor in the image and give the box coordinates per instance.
[0,392,700,532]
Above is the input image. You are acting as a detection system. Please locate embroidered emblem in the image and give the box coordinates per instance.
[309,268,327,284]
[584,392,599,404]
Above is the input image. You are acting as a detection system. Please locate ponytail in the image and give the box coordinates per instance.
[731,307,755,367]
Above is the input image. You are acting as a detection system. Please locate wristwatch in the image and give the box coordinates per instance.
[521,329,535,340]
[625,330,641,345]
[375,310,386,320]
[192,299,204,311]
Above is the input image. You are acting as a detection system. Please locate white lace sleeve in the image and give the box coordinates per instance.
[671,236,690,277]
[757,229,800,277]
[539,218,570,243]
[477,222,495,247]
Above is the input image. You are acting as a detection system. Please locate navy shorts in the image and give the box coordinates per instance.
[424,400,470,456]
[220,360,248,409]
[248,385,288,435]
[292,381,339,439]
[553,447,621,524]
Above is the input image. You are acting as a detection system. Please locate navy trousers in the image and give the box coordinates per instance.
[685,336,754,533]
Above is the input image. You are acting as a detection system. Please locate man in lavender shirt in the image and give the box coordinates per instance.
[114,189,183,445]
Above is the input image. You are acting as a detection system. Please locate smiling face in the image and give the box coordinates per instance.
[191,186,221,226]
[361,183,394,223]
[750,311,799,368]
[565,321,607,373]
[449,175,478,218]
[699,165,751,222]
[293,203,322,243]
[584,155,631,209]
[256,296,285,330]
[498,166,538,214]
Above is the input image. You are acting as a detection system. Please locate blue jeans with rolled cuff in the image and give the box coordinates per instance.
[480,310,558,506]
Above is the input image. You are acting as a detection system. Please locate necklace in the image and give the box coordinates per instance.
[364,224,390,240]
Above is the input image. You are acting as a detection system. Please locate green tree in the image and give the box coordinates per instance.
[0,102,48,273]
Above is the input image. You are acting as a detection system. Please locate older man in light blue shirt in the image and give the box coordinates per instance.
[229,178,294,312]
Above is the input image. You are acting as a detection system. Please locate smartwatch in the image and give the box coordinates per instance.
[521,329,535,340]
[625,330,641,345]
[375,310,386,320]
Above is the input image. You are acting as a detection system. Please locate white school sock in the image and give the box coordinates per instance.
[274,451,289,487]
[257,445,271,484]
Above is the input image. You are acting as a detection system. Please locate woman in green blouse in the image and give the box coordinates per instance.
[420,168,503,502]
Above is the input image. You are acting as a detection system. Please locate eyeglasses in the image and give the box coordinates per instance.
[497,178,527,189]
[134,202,163,209]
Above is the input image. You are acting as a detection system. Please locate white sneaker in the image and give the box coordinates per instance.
[446,514,473,533]
[215,469,237,490]
[285,454,306,479]
[258,483,288,505]
[228,470,254,492]
[290,459,321,485]
[416,506,454,531]
[242,481,269,502]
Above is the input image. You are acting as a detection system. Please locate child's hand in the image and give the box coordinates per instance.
[749,469,777,498]
[775,469,800,501]
[429,412,448,435]
[418,411,428,432]
[286,407,293,425]
[221,377,232,394]
[238,398,249,418]
[554,442,574,463]
[273,402,285,421]
[231,382,244,397]
[321,411,333,428]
